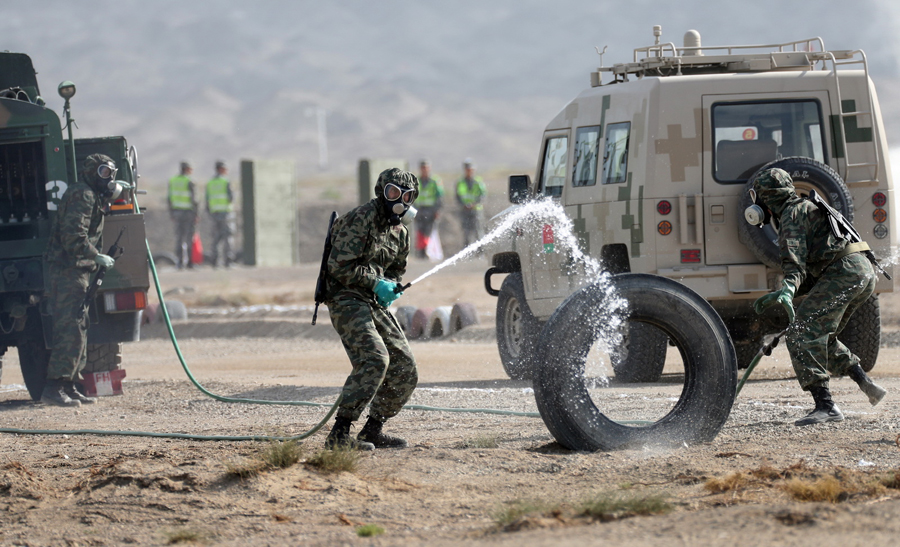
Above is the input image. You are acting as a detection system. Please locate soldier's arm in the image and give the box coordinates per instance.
[779,207,810,290]
[327,212,379,291]
[60,188,100,262]
[384,229,409,282]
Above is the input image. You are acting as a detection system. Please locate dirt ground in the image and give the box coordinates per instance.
[4,259,900,546]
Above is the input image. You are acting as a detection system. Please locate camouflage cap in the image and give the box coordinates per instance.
[374,167,419,200]
[753,168,794,192]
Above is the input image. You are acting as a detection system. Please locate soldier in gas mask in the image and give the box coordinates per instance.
[746,167,886,426]
[322,168,419,450]
[42,154,123,407]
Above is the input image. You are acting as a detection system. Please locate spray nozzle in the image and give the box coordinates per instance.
[394,282,411,294]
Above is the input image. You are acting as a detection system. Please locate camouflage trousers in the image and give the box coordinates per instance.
[329,296,418,422]
[786,253,876,390]
[46,266,91,381]
[172,209,197,268]
[209,212,235,267]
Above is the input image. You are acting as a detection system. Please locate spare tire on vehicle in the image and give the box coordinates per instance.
[738,156,853,269]
[532,273,737,451]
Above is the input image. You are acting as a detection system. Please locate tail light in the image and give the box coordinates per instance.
[104,290,147,312]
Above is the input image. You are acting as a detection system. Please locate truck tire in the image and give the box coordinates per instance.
[18,337,50,402]
[838,294,880,373]
[533,273,737,451]
[496,273,543,380]
[610,322,668,383]
[82,343,124,374]
[738,157,853,268]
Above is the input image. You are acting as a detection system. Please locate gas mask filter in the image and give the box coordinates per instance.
[744,188,772,228]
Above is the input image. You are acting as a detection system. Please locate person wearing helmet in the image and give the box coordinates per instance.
[322,168,419,450]
[205,161,235,268]
[168,161,199,269]
[747,167,885,426]
[41,154,120,407]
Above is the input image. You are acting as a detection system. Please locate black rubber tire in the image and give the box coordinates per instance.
[734,341,762,370]
[496,273,543,381]
[738,157,854,268]
[82,343,124,374]
[533,273,737,451]
[18,337,50,402]
[838,294,880,373]
[610,322,668,383]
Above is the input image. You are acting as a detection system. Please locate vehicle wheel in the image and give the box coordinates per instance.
[18,337,50,402]
[838,294,880,373]
[427,307,453,338]
[82,343,123,374]
[533,273,737,451]
[738,157,853,268]
[450,302,480,333]
[610,322,668,383]
[496,273,543,381]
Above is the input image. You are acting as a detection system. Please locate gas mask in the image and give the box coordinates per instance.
[95,161,123,199]
[383,182,416,226]
[744,188,772,228]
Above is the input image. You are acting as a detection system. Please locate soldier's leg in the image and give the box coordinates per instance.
[826,255,877,376]
[43,271,90,407]
[367,307,418,422]
[329,298,391,421]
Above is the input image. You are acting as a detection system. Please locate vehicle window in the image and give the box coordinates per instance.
[602,122,630,184]
[712,100,825,183]
[572,126,601,187]
[540,135,568,197]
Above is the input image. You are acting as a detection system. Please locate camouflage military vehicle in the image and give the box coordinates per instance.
[485,28,896,381]
[0,52,149,399]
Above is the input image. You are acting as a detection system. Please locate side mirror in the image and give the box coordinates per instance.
[508,174,531,204]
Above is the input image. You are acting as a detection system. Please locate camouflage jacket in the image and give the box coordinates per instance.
[45,182,104,271]
[325,199,409,305]
[778,197,849,289]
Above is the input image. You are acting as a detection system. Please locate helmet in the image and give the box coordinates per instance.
[374,168,419,226]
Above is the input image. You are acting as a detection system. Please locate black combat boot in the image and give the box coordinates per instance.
[324,417,375,451]
[64,381,97,405]
[795,385,844,426]
[358,417,408,448]
[847,364,886,406]
[40,379,81,408]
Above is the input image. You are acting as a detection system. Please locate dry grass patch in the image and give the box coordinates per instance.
[306,445,361,474]
[163,527,209,544]
[704,472,749,493]
[356,524,385,537]
[225,441,304,478]
[579,491,673,521]
[457,434,500,449]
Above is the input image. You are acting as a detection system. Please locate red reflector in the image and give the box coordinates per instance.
[873,192,887,207]
[681,249,701,263]
[657,200,672,215]
[114,291,147,311]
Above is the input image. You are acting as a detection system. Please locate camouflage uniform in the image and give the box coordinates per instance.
[325,170,419,423]
[754,169,876,391]
[43,164,107,382]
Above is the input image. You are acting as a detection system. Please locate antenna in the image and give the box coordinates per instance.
[595,45,608,67]
[653,25,662,45]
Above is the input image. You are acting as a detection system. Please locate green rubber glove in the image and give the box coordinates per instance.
[753,280,796,323]
[374,279,402,308]
[94,254,115,269]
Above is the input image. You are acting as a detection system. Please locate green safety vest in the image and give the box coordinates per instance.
[168,175,194,210]
[417,176,444,207]
[206,177,233,213]
[456,177,485,210]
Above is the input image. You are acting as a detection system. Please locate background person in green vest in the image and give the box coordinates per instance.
[205,160,235,268]
[167,161,199,269]
[455,158,486,248]
[414,159,444,259]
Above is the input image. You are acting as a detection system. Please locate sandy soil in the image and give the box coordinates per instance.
[3,260,900,546]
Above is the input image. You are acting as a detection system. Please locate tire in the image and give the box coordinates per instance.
[449,302,480,333]
[838,294,880,373]
[18,337,50,402]
[734,341,762,370]
[533,273,737,451]
[610,322,668,383]
[427,306,453,338]
[738,157,853,268]
[82,343,123,374]
[392,305,417,335]
[162,300,188,321]
[409,307,434,340]
[496,273,543,381]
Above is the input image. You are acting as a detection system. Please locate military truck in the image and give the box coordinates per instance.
[0,52,149,399]
[485,28,896,381]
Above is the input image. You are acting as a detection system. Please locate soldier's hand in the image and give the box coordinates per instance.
[753,281,796,323]
[374,279,402,308]
[94,254,115,269]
